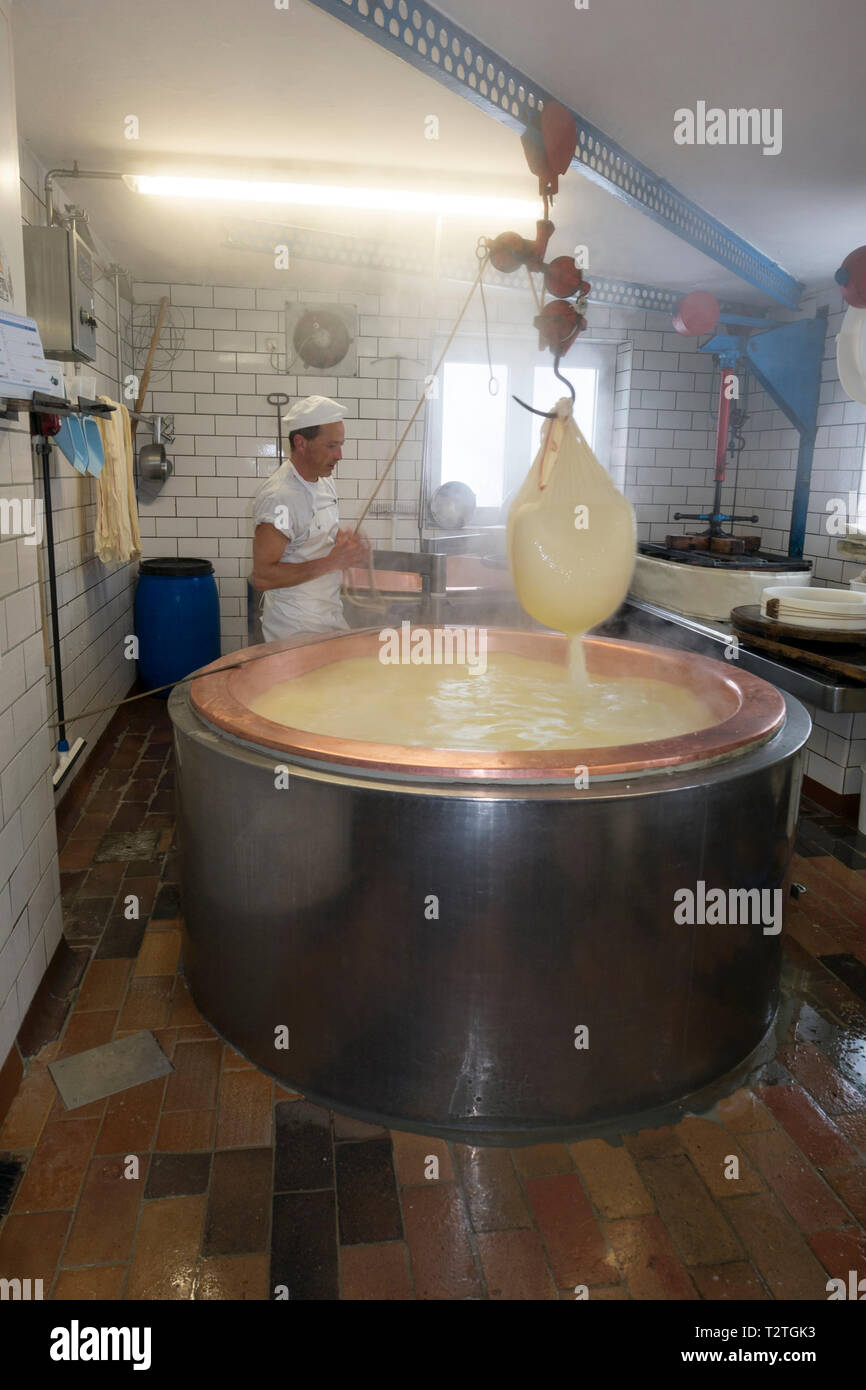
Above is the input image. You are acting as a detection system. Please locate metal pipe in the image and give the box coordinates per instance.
[714,368,735,485]
[428,553,447,596]
[34,436,66,744]
[113,269,123,403]
[419,214,443,546]
[44,165,125,227]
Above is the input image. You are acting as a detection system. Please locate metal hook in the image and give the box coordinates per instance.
[552,354,576,404]
[512,353,575,419]
[512,395,556,419]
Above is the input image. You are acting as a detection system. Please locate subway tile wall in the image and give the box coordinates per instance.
[131,283,722,650]
[19,146,138,791]
[133,276,543,650]
[734,287,866,585]
[0,131,64,1069]
[23,205,861,802]
[0,418,63,1069]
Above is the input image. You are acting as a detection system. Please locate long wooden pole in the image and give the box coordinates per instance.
[130,295,169,440]
[353,261,486,533]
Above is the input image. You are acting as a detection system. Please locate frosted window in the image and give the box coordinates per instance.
[530,366,597,463]
[441,363,508,507]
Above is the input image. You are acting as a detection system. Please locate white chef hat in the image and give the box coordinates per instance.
[282,394,347,427]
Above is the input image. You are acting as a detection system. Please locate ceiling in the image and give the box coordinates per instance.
[11,0,865,304]
[446,0,866,287]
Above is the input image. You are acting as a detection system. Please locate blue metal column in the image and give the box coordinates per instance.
[745,318,827,559]
[697,318,826,558]
[787,435,816,560]
[305,0,803,307]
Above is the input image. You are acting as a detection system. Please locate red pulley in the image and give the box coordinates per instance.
[521,101,577,197]
[544,256,588,299]
[540,103,578,180]
[535,301,585,355]
[835,246,866,309]
[489,221,554,275]
[672,290,720,336]
[489,231,527,274]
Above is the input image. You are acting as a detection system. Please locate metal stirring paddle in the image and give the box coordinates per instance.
[267,393,290,463]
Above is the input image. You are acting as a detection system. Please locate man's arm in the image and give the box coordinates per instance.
[251,523,369,591]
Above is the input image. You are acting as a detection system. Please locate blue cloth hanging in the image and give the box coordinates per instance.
[55,415,89,473]
[82,416,105,476]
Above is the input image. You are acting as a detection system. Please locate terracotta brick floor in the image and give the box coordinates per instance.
[1,695,865,1300]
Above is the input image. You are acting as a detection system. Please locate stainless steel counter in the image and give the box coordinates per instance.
[602,597,866,713]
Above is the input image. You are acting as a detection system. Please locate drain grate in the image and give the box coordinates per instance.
[0,1157,24,1216]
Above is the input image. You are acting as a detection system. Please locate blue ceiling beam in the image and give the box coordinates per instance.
[305,0,803,309]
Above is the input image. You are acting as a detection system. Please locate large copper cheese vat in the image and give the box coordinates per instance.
[169,627,809,1139]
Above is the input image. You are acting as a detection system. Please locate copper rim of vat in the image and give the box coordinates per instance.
[187,627,786,782]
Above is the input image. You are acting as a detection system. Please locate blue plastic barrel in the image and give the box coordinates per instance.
[134,558,220,694]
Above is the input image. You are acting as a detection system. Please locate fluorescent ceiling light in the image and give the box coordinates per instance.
[122,174,538,219]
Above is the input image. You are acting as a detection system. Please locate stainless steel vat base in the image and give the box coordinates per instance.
[169,683,809,1136]
[193,1006,784,1146]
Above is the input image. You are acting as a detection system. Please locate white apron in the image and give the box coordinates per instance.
[252,462,349,639]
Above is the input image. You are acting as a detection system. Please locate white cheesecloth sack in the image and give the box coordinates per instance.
[506,397,636,633]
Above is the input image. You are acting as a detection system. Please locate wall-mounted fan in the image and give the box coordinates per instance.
[285,302,358,376]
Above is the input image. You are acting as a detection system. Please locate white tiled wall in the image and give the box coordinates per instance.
[0,120,63,1069]
[27,188,865,805]
[733,288,866,585]
[606,306,717,541]
[130,280,722,651]
[19,146,138,794]
[721,287,866,800]
[797,706,866,799]
[132,275,547,650]
[0,422,63,1071]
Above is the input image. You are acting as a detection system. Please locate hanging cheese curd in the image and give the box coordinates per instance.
[506,398,636,691]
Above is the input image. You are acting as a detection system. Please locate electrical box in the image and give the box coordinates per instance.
[22,226,97,362]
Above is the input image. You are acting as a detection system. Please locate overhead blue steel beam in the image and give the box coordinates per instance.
[305,0,803,308]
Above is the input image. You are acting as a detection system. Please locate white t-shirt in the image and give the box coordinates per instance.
[252,461,349,639]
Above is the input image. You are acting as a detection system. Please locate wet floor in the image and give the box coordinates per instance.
[0,700,864,1299]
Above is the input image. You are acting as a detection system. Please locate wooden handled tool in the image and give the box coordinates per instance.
[131,296,169,440]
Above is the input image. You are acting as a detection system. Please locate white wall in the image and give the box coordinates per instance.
[129,275,725,651]
[0,1,62,1073]
[18,144,138,795]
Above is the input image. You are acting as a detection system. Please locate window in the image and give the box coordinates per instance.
[425,337,616,526]
[440,363,509,507]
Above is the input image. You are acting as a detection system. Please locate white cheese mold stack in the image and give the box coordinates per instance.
[506,397,636,639]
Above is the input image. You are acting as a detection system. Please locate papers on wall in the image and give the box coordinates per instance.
[0,310,66,398]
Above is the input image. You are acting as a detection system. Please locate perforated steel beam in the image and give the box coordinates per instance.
[222,219,766,322]
[305,0,803,308]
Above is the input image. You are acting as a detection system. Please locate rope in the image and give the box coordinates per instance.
[477,258,498,396]
[352,255,488,535]
[525,262,543,316]
[343,254,489,611]
[45,628,375,731]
